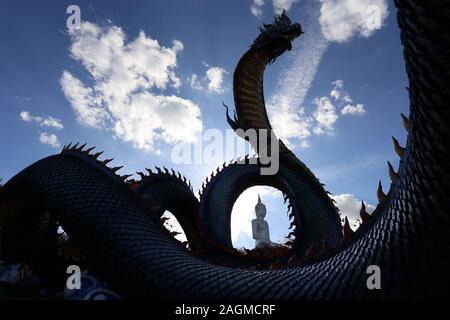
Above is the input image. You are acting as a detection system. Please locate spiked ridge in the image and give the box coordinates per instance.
[133,165,193,193]
[392,136,406,160]
[61,143,132,182]
[359,201,371,224]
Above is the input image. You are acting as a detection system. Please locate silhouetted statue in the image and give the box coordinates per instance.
[252,195,273,248]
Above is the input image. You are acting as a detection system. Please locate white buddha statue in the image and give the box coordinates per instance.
[252,195,273,248]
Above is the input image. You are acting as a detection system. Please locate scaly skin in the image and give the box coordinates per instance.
[0,1,449,299]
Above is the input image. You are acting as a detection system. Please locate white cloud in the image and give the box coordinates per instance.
[267,9,329,148]
[341,103,366,115]
[20,111,64,130]
[251,0,264,17]
[313,96,338,135]
[273,0,299,13]
[60,21,202,151]
[189,73,203,90]
[330,89,340,100]
[189,65,228,94]
[259,0,385,148]
[60,71,109,128]
[325,80,367,117]
[161,211,188,244]
[250,0,299,17]
[205,67,227,94]
[39,132,61,148]
[319,0,389,42]
[332,193,375,230]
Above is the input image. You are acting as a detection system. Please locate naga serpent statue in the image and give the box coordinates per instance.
[0,0,449,299]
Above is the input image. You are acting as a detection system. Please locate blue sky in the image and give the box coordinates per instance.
[0,0,409,249]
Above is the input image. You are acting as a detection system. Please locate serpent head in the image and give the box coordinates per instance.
[252,9,303,63]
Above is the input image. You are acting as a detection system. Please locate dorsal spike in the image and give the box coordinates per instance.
[163,167,169,174]
[78,143,87,151]
[387,161,399,184]
[65,142,72,150]
[400,113,410,131]
[343,217,355,240]
[360,201,371,224]
[155,166,162,173]
[102,158,113,166]
[145,168,153,174]
[111,166,123,173]
[85,146,95,154]
[392,136,406,159]
[137,171,146,179]
[72,142,80,150]
[377,180,387,203]
[121,174,132,181]
[93,151,104,159]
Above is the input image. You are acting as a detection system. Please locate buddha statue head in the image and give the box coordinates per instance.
[255,194,267,219]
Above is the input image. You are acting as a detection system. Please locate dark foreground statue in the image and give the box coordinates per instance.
[0,1,449,299]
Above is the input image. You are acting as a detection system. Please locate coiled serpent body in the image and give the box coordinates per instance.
[0,1,449,299]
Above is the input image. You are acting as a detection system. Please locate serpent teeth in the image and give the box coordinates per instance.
[387,161,399,184]
[377,181,387,203]
[392,136,406,160]
[359,201,371,224]
[401,113,410,131]
[343,217,355,240]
